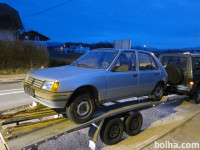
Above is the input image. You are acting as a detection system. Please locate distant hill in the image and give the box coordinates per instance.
[181,47,200,51]
[47,42,65,47]
[48,41,200,51]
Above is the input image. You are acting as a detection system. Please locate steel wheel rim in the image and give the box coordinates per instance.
[130,117,139,130]
[155,86,162,97]
[109,125,120,139]
[75,99,90,117]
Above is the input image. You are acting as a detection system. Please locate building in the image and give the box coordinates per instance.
[0,3,50,49]
[114,40,131,49]
[65,45,90,54]
[20,30,50,49]
[0,3,24,40]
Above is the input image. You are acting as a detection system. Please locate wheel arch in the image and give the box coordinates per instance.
[66,85,100,107]
[158,80,165,87]
[152,80,165,92]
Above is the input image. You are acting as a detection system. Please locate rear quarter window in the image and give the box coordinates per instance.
[138,53,158,70]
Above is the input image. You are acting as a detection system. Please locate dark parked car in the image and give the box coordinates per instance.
[159,52,200,104]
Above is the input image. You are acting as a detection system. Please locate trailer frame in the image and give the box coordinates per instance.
[0,95,188,150]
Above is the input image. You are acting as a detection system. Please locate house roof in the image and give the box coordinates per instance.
[0,3,24,30]
[21,30,50,40]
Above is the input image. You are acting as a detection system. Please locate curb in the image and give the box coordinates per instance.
[0,74,26,83]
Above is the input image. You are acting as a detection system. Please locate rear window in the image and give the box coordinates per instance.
[193,57,200,72]
[162,56,187,71]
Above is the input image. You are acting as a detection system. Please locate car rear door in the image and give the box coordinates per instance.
[106,51,139,101]
[138,52,161,95]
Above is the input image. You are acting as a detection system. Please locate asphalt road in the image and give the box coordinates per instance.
[0,81,193,150]
[0,81,32,111]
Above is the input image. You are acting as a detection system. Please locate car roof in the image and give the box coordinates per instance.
[95,48,152,54]
[159,52,200,57]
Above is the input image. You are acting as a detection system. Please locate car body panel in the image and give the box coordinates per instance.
[58,70,107,101]
[106,70,139,101]
[137,52,163,95]
[28,65,104,81]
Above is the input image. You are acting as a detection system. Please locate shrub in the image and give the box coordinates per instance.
[0,40,49,74]
[50,59,74,67]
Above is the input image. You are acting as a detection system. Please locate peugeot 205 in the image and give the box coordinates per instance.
[23,49,167,124]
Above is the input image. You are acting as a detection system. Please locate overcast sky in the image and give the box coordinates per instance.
[2,0,200,49]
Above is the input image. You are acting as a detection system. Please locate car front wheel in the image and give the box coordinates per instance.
[66,93,95,124]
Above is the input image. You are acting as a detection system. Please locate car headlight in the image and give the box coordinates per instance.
[42,81,59,93]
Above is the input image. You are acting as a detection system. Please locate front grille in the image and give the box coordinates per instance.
[26,76,44,88]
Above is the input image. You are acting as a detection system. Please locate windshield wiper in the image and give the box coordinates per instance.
[77,64,95,69]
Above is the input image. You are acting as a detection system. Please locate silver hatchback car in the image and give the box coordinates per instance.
[23,49,167,123]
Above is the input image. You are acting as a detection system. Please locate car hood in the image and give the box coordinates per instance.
[28,65,104,81]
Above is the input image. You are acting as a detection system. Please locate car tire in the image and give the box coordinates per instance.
[195,87,200,104]
[66,93,95,124]
[124,112,143,136]
[151,83,163,101]
[100,118,124,145]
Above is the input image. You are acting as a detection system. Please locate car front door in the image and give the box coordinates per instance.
[106,51,139,101]
[138,52,161,95]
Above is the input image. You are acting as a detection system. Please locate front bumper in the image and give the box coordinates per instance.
[32,97,69,108]
[23,82,73,108]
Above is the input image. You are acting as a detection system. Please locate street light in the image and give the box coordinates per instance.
[143,45,146,50]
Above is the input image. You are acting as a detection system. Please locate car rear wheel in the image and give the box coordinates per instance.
[151,83,163,101]
[66,93,95,124]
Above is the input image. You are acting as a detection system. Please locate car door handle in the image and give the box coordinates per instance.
[155,72,160,75]
[133,74,138,77]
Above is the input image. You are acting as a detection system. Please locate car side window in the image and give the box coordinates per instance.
[193,57,200,72]
[138,53,158,71]
[112,52,136,72]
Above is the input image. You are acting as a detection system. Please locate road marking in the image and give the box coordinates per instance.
[0,88,23,93]
[0,91,24,96]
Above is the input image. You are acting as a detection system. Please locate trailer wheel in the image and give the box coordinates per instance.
[100,118,124,145]
[66,93,95,124]
[151,83,163,101]
[124,112,143,136]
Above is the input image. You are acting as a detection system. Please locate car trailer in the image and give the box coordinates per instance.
[0,95,188,150]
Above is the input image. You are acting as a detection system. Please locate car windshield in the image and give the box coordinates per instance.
[70,49,118,69]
